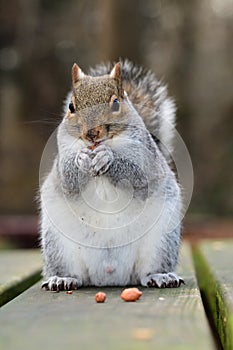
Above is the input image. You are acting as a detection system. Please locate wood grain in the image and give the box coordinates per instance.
[193,240,233,350]
[0,244,214,350]
[0,249,42,307]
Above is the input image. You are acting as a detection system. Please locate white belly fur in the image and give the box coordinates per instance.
[42,176,167,286]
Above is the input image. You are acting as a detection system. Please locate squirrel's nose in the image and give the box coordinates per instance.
[86,128,100,142]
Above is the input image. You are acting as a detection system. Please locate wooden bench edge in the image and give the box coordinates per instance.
[192,245,233,350]
[0,269,42,308]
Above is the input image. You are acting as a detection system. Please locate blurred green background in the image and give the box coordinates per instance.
[0,0,233,218]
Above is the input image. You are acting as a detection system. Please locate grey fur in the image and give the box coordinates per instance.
[89,59,176,158]
[40,59,183,290]
[58,153,91,195]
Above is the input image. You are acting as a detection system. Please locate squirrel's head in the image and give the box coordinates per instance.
[65,62,127,145]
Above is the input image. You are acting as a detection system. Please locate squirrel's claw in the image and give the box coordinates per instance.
[91,145,114,176]
[141,272,184,288]
[41,276,82,291]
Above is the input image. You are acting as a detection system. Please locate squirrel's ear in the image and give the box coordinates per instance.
[110,62,124,98]
[72,63,85,85]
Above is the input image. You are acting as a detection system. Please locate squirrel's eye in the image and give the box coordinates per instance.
[111,98,120,112]
[69,102,75,113]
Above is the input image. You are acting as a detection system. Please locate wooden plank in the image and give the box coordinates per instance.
[0,244,214,350]
[193,240,233,350]
[0,249,42,307]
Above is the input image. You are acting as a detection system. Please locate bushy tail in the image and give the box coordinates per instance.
[89,59,176,159]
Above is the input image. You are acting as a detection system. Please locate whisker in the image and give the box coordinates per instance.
[23,119,61,125]
[23,109,63,126]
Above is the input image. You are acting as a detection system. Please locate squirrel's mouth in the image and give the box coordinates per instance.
[88,141,101,151]
[86,134,113,150]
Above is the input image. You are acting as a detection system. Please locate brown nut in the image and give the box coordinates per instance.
[121,288,142,302]
[95,292,106,303]
[88,142,100,151]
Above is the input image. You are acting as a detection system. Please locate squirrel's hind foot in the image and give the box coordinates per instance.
[141,272,184,288]
[41,276,82,291]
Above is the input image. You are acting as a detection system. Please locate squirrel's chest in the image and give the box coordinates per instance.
[52,176,163,248]
[64,177,146,245]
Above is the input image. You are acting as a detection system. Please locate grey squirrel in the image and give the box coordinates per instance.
[40,59,184,291]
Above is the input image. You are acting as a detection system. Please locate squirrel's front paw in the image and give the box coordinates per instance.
[91,144,114,176]
[41,276,82,291]
[75,148,93,173]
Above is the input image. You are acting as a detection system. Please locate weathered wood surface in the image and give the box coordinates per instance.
[0,249,42,307]
[0,244,214,350]
[193,240,233,350]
